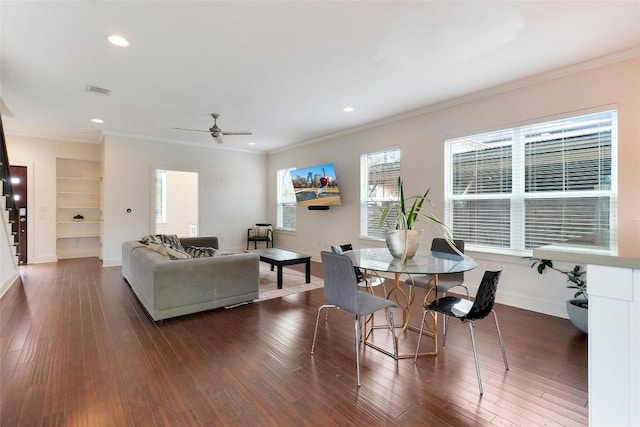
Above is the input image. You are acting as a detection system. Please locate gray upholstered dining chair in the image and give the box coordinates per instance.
[330,243,387,296]
[311,251,398,386]
[414,268,508,395]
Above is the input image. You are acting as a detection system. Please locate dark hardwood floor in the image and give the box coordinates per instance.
[1,258,588,426]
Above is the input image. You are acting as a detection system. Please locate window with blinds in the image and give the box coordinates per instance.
[445,110,616,254]
[277,167,296,231]
[155,170,167,223]
[360,148,401,239]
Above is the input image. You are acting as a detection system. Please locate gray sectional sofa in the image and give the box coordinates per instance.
[122,236,259,321]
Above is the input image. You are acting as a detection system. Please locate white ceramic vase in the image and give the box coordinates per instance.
[385,229,424,260]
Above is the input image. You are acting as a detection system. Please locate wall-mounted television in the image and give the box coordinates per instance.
[289,163,342,208]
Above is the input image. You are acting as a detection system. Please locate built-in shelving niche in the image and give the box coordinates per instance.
[56,158,102,259]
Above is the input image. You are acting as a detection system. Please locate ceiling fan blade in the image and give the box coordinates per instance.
[221,131,253,136]
[172,127,210,133]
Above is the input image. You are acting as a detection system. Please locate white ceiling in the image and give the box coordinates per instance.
[2,1,639,153]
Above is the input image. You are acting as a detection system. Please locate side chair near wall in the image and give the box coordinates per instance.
[312,251,398,386]
[246,223,273,250]
[414,268,508,395]
[330,244,387,296]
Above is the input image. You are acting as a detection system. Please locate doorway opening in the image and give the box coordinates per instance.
[154,169,198,236]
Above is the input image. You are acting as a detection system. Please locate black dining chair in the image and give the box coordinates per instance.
[312,251,398,386]
[331,244,387,296]
[405,238,468,299]
[414,268,508,395]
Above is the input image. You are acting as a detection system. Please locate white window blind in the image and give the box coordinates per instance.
[445,110,616,254]
[361,148,401,239]
[277,167,296,231]
[155,170,167,223]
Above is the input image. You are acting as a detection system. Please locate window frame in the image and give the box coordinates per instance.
[276,167,297,231]
[444,109,617,256]
[360,147,401,240]
[155,169,167,224]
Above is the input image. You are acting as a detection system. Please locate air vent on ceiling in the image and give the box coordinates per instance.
[85,85,111,96]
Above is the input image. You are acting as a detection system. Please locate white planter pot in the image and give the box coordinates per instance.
[385,229,424,260]
[566,298,588,334]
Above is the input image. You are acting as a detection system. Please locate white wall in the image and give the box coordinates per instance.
[267,55,640,318]
[102,135,266,266]
[5,136,102,263]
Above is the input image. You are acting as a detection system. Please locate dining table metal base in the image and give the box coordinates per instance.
[361,270,440,359]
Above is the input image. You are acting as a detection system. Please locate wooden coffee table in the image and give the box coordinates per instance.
[247,248,311,289]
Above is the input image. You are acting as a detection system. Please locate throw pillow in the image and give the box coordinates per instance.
[164,245,192,260]
[252,225,271,237]
[140,234,162,245]
[147,242,169,257]
[157,234,186,251]
[185,246,218,258]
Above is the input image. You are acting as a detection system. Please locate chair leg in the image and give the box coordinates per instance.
[468,322,484,395]
[386,308,397,360]
[355,315,361,386]
[414,308,429,363]
[491,310,509,371]
[442,315,449,347]
[311,304,334,355]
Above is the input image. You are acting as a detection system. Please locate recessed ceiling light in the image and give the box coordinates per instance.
[107,34,129,47]
[248,142,256,146]
[91,118,104,123]
[343,106,355,112]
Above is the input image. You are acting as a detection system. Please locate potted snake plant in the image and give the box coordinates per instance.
[377,177,454,262]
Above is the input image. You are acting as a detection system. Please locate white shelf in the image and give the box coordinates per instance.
[57,233,101,239]
[57,176,100,181]
[57,191,101,195]
[57,220,101,224]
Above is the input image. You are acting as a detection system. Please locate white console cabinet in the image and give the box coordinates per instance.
[534,246,640,427]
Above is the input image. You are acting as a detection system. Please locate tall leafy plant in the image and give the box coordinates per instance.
[378,177,451,235]
[377,178,458,262]
[530,258,588,304]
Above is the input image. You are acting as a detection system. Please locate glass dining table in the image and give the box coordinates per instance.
[343,247,477,359]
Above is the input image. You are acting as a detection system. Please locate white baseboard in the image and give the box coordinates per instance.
[31,255,58,264]
[496,290,568,319]
[102,257,122,267]
[0,272,20,299]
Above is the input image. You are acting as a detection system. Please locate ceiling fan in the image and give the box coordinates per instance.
[173,113,252,143]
